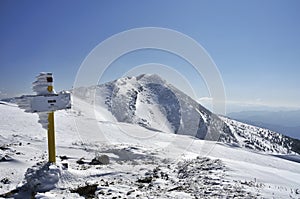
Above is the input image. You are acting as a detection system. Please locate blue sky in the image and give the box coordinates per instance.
[1,0,300,112]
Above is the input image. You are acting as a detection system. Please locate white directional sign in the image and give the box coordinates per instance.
[31,92,71,112]
[17,92,71,113]
[16,72,71,113]
[16,72,71,163]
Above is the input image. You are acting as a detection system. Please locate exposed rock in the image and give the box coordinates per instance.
[71,183,98,198]
[89,155,109,165]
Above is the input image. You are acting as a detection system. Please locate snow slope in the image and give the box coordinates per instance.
[0,98,300,198]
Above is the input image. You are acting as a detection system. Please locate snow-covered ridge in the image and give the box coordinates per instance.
[73,74,299,155]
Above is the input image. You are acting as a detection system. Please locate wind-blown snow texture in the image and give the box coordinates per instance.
[74,74,298,155]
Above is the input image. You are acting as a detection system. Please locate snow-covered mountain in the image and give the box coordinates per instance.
[74,74,236,143]
[73,74,299,155]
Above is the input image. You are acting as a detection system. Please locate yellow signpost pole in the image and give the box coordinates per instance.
[47,85,56,163]
[48,111,56,163]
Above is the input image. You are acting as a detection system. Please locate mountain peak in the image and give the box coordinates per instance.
[136,73,166,84]
[73,74,299,155]
[115,74,166,86]
[75,74,237,143]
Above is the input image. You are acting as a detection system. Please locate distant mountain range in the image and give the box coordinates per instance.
[73,74,300,155]
[227,110,300,139]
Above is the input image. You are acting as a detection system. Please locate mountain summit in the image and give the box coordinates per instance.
[74,74,236,143]
[73,74,299,154]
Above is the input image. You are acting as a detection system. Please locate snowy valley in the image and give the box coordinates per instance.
[1,74,300,198]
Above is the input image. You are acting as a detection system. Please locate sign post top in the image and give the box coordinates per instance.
[36,72,53,76]
[33,72,55,95]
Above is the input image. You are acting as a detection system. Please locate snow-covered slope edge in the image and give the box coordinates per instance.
[222,116,300,154]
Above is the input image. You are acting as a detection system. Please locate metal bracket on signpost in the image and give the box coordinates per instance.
[16,72,71,164]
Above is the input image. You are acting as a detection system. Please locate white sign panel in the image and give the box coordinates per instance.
[16,92,71,113]
[30,92,71,112]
